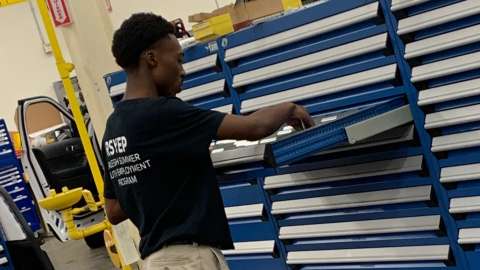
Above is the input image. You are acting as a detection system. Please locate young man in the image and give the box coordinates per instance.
[103,13,314,270]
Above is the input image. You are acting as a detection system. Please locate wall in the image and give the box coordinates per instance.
[0,2,69,130]
[0,0,233,131]
[109,0,234,29]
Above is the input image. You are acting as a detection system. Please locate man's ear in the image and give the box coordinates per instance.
[143,50,157,68]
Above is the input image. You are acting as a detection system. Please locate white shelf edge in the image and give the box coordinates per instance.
[398,1,480,35]
[450,196,480,214]
[265,155,422,189]
[287,245,450,264]
[109,83,126,97]
[459,228,480,244]
[222,240,275,256]
[178,79,225,101]
[279,215,440,239]
[224,203,263,220]
[441,163,480,183]
[183,54,217,75]
[391,0,430,11]
[271,185,431,215]
[406,24,480,59]
[418,77,480,106]
[411,51,480,83]
[425,104,480,129]
[432,130,480,152]
[212,104,233,114]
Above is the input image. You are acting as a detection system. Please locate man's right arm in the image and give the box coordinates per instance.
[217,102,314,141]
[105,198,128,225]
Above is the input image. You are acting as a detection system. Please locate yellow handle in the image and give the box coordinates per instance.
[82,189,99,212]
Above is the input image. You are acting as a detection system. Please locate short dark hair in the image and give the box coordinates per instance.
[112,13,174,69]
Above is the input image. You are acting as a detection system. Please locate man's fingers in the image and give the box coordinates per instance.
[297,106,315,128]
[305,115,315,128]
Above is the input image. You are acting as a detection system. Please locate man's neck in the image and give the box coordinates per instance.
[123,71,159,100]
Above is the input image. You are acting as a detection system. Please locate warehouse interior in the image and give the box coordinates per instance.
[1,0,480,269]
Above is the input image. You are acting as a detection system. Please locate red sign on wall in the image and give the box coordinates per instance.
[46,0,72,27]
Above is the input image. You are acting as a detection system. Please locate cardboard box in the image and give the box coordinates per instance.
[189,0,284,26]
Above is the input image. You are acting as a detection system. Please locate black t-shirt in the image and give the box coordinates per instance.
[101,97,233,259]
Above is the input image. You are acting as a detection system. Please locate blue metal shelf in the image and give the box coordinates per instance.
[0,119,41,233]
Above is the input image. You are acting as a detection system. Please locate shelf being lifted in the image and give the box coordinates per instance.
[211,98,413,167]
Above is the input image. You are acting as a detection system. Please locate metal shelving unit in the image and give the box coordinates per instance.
[0,119,41,233]
[103,0,480,268]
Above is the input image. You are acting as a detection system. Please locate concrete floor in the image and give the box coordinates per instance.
[42,237,116,270]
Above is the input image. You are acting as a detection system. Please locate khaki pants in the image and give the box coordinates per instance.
[143,244,230,270]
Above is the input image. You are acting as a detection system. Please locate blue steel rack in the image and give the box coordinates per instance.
[103,0,480,269]
[0,119,41,233]
[385,0,480,268]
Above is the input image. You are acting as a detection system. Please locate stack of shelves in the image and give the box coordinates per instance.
[391,0,480,267]
[0,119,41,233]
[102,1,480,268]
[214,0,452,269]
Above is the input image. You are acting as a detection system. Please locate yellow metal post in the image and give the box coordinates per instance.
[36,0,104,199]
[35,1,135,269]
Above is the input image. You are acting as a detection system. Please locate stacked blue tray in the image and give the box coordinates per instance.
[391,0,480,267]
[0,119,41,233]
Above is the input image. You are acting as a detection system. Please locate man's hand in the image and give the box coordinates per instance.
[217,102,315,141]
[287,105,315,130]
